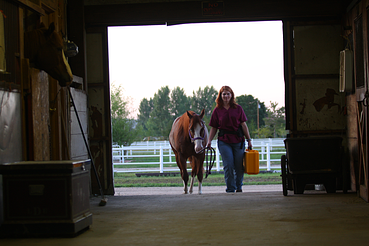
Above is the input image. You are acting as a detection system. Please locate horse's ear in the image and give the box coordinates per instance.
[200,109,205,118]
[45,22,55,37]
[186,111,193,119]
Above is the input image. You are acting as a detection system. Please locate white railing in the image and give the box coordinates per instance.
[113,139,285,173]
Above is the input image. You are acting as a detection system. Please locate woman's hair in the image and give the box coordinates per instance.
[215,86,238,108]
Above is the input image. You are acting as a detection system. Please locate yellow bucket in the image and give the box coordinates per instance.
[243,149,259,174]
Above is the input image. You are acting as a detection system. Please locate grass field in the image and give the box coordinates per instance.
[114,172,282,187]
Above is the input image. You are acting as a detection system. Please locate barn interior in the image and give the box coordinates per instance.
[0,0,369,243]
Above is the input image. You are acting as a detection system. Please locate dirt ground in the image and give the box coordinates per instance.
[114,184,282,196]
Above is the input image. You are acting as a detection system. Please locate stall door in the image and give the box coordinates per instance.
[283,20,349,190]
[284,21,346,133]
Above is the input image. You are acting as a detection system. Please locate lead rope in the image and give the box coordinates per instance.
[205,146,216,178]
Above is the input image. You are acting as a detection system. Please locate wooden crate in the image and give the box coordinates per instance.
[0,160,92,237]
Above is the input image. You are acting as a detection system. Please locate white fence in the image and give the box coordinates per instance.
[113,138,285,173]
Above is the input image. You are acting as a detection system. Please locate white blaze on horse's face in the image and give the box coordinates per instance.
[192,122,205,154]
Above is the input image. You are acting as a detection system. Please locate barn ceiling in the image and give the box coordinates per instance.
[84,0,354,27]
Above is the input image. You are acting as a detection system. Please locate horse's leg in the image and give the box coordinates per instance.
[196,155,205,195]
[179,155,189,194]
[172,149,189,194]
[189,175,195,194]
[197,169,203,195]
[188,156,195,194]
[180,167,189,194]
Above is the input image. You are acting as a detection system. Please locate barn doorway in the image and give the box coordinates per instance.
[107,21,285,194]
[108,21,284,117]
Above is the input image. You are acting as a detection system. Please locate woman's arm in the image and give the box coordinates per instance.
[207,127,218,148]
[241,122,253,149]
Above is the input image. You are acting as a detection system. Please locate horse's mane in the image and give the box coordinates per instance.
[24,28,45,62]
[177,111,191,136]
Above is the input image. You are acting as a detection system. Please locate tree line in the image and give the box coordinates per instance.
[111,84,286,146]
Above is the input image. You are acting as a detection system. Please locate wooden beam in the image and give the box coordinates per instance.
[85,0,351,27]
[67,0,87,87]
[13,0,46,15]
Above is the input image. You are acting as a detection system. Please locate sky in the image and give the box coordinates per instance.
[108,21,284,117]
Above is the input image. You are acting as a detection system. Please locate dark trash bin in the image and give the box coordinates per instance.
[281,137,343,195]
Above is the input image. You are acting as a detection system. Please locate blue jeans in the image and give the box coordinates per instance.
[218,140,245,192]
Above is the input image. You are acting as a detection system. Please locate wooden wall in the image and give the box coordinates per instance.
[0,0,88,163]
[343,0,369,202]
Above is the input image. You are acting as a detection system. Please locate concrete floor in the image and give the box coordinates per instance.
[1,186,369,246]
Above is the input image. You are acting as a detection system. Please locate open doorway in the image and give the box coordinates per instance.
[108,21,284,117]
[107,21,285,194]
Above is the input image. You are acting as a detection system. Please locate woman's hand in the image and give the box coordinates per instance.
[247,140,253,149]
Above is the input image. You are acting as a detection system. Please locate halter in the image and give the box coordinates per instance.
[188,128,205,142]
[188,121,206,142]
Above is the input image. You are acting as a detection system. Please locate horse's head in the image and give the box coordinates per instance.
[25,23,73,87]
[187,109,208,154]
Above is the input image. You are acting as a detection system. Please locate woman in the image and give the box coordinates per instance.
[207,86,252,193]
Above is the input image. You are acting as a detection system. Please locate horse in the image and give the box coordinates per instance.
[24,22,73,87]
[169,109,208,194]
